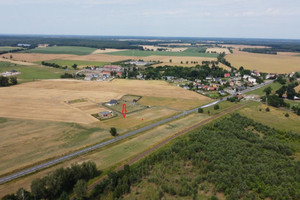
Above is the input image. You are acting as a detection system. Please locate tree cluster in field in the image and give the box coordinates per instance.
[41,61,67,69]
[2,161,100,200]
[90,114,300,200]
[0,76,17,87]
[261,77,300,114]
[241,48,277,55]
[60,73,74,78]
[0,47,32,55]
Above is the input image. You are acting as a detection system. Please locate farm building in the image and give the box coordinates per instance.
[107,99,118,106]
[98,111,113,117]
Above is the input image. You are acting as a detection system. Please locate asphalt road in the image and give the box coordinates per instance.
[0,80,274,185]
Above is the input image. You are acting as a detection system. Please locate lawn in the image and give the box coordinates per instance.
[183,47,207,53]
[246,81,282,96]
[37,59,108,68]
[23,46,97,55]
[0,61,70,83]
[103,50,218,58]
[237,101,300,134]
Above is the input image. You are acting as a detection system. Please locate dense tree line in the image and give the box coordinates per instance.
[60,73,74,78]
[217,52,237,71]
[0,76,17,87]
[41,61,67,69]
[2,161,100,200]
[0,48,26,55]
[90,114,300,199]
[241,48,277,54]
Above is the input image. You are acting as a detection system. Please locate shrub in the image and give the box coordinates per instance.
[285,113,289,117]
[214,105,220,110]
[198,108,203,113]
[110,127,117,136]
[266,107,270,112]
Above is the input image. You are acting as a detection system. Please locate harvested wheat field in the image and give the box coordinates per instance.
[2,53,75,62]
[295,85,300,92]
[0,57,36,66]
[226,50,300,73]
[91,48,128,54]
[0,79,210,124]
[206,47,231,54]
[62,54,140,62]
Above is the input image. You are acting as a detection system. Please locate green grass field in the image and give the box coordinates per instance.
[183,47,207,53]
[237,102,300,134]
[0,61,71,83]
[0,46,23,52]
[246,81,282,96]
[23,46,97,55]
[103,50,218,57]
[37,59,108,68]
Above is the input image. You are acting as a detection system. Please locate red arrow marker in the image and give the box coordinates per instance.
[122,104,127,118]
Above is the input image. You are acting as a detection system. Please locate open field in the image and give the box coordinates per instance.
[92,48,127,54]
[226,50,300,73]
[0,118,108,176]
[2,53,75,62]
[295,84,300,92]
[139,96,212,111]
[0,46,23,51]
[237,102,300,134]
[37,59,108,68]
[23,46,97,55]
[0,62,69,83]
[61,54,139,62]
[0,57,35,66]
[102,50,218,57]
[246,81,282,96]
[0,79,210,124]
[206,47,231,54]
[105,95,147,114]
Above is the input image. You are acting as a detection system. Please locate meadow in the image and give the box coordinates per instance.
[226,50,300,73]
[237,102,300,134]
[24,46,97,55]
[0,61,69,82]
[102,49,218,57]
[246,81,282,96]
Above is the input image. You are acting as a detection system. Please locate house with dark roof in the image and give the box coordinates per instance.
[107,99,118,106]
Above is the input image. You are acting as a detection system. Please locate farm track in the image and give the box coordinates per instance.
[88,102,249,191]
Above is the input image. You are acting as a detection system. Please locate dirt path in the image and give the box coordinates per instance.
[88,102,249,191]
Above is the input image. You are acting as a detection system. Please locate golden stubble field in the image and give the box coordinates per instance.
[226,50,300,73]
[0,79,209,124]
[0,79,211,179]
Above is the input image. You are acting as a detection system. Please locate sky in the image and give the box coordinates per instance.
[0,0,299,39]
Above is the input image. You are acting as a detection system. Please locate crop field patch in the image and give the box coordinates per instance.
[2,53,75,62]
[23,46,97,55]
[226,50,300,73]
[102,50,218,57]
[0,46,23,52]
[0,79,210,124]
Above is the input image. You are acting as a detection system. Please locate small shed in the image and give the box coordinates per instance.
[99,111,112,117]
[107,99,118,106]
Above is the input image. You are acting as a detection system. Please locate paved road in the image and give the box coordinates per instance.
[0,80,274,185]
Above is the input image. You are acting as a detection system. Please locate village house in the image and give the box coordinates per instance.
[98,111,113,118]
[224,73,230,78]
